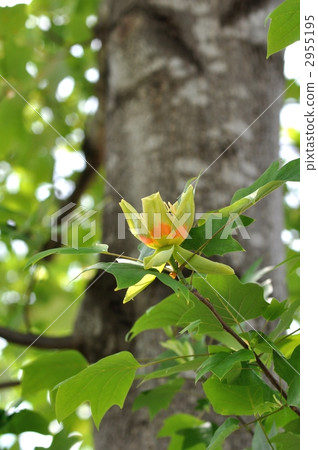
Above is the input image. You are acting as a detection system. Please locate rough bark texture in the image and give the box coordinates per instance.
[74,0,284,448]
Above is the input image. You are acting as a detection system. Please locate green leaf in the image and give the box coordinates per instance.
[55,351,140,428]
[196,349,255,382]
[271,431,300,450]
[287,375,299,408]
[0,409,48,435]
[140,357,207,383]
[25,244,109,268]
[158,413,205,437]
[283,418,300,434]
[263,298,287,321]
[188,160,299,259]
[127,294,190,341]
[182,215,253,256]
[270,298,299,340]
[266,0,300,58]
[252,423,274,450]
[222,159,300,215]
[203,370,276,416]
[0,5,27,36]
[285,78,300,101]
[189,274,268,327]
[157,414,205,450]
[265,406,299,430]
[178,298,222,335]
[84,262,190,300]
[132,378,184,420]
[273,345,300,384]
[207,418,240,450]
[22,350,88,397]
[178,423,215,449]
[37,429,82,450]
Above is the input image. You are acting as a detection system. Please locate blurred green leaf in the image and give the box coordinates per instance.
[22,350,88,397]
[271,431,300,450]
[35,429,82,450]
[0,409,48,435]
[132,378,184,420]
[157,414,206,450]
[285,79,300,101]
[25,244,109,268]
[178,423,215,449]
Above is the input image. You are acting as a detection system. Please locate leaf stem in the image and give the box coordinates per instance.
[138,352,209,368]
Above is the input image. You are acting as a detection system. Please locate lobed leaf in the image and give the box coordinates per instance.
[55,351,140,428]
[82,262,190,300]
[182,215,253,257]
[185,274,268,329]
[203,370,276,416]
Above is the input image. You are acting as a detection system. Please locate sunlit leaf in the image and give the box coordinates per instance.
[55,351,140,427]
[266,0,300,57]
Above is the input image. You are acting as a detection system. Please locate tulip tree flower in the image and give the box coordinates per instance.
[120,185,195,250]
[119,186,234,281]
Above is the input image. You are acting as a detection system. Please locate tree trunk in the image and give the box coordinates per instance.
[74,0,284,448]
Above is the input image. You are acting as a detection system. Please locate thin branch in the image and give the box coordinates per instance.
[235,416,254,436]
[0,326,80,350]
[0,380,20,390]
[190,288,300,417]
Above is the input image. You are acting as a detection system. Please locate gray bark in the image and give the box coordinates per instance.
[74,0,284,448]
